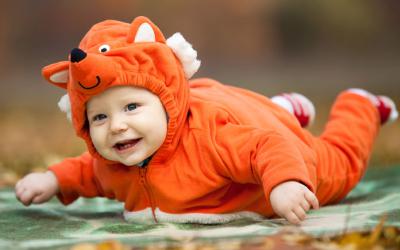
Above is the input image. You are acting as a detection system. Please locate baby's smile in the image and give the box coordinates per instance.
[113,138,142,154]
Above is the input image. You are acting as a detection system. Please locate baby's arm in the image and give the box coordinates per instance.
[15,171,59,206]
[16,152,99,206]
[214,123,318,225]
[270,181,319,225]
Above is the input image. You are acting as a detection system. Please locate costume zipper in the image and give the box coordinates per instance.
[139,167,158,223]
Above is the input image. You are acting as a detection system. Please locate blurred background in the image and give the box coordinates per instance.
[1,0,399,184]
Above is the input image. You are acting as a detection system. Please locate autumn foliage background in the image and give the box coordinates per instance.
[0,0,399,177]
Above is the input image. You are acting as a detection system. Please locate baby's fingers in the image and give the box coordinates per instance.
[293,206,306,221]
[286,211,301,225]
[15,187,24,201]
[300,199,310,211]
[19,189,36,206]
[15,182,26,201]
[32,192,51,204]
[15,180,22,190]
[304,190,319,209]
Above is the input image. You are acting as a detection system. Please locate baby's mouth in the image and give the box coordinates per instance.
[113,138,141,152]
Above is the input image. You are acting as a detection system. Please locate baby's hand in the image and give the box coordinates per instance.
[15,171,59,206]
[269,181,319,225]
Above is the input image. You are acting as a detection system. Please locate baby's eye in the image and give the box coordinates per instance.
[93,114,107,122]
[125,103,137,112]
[99,44,110,53]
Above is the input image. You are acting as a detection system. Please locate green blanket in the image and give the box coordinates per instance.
[1,166,399,250]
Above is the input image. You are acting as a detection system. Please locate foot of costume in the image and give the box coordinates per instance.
[271,93,316,128]
[347,88,398,124]
[271,90,398,127]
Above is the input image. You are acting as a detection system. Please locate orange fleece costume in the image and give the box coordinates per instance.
[42,16,380,223]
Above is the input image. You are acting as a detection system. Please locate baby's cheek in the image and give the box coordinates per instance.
[89,127,105,150]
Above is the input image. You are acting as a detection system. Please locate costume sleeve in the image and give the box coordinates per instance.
[48,152,104,205]
[214,123,317,201]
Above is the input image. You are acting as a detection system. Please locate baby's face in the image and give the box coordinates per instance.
[86,86,168,166]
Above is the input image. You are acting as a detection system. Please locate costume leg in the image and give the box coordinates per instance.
[310,91,382,205]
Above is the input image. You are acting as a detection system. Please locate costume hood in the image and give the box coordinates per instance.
[42,16,200,164]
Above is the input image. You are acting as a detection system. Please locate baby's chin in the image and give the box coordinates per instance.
[120,160,141,166]
[108,156,138,166]
[96,148,144,166]
[114,155,145,167]
[96,153,139,166]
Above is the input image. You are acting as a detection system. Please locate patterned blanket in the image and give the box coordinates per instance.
[1,165,399,250]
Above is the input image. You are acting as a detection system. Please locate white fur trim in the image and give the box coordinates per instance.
[166,33,201,79]
[347,88,379,106]
[134,23,156,43]
[271,96,294,114]
[58,94,72,121]
[50,70,68,84]
[123,207,264,224]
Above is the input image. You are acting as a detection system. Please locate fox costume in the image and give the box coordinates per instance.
[40,16,384,224]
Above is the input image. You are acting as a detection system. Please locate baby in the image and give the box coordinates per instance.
[15,16,398,225]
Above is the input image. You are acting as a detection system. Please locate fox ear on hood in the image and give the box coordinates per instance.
[127,16,166,43]
[42,61,71,121]
[42,61,69,89]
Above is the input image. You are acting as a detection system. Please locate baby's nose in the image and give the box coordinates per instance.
[110,118,128,133]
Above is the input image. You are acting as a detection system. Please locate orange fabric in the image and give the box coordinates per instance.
[44,16,380,218]
[309,93,380,205]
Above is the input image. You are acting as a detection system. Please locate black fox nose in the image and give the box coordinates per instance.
[70,48,87,63]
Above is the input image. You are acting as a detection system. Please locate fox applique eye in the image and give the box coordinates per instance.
[99,44,110,53]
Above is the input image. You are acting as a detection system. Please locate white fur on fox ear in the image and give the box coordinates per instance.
[50,70,69,84]
[58,94,72,122]
[166,33,201,79]
[134,23,156,43]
